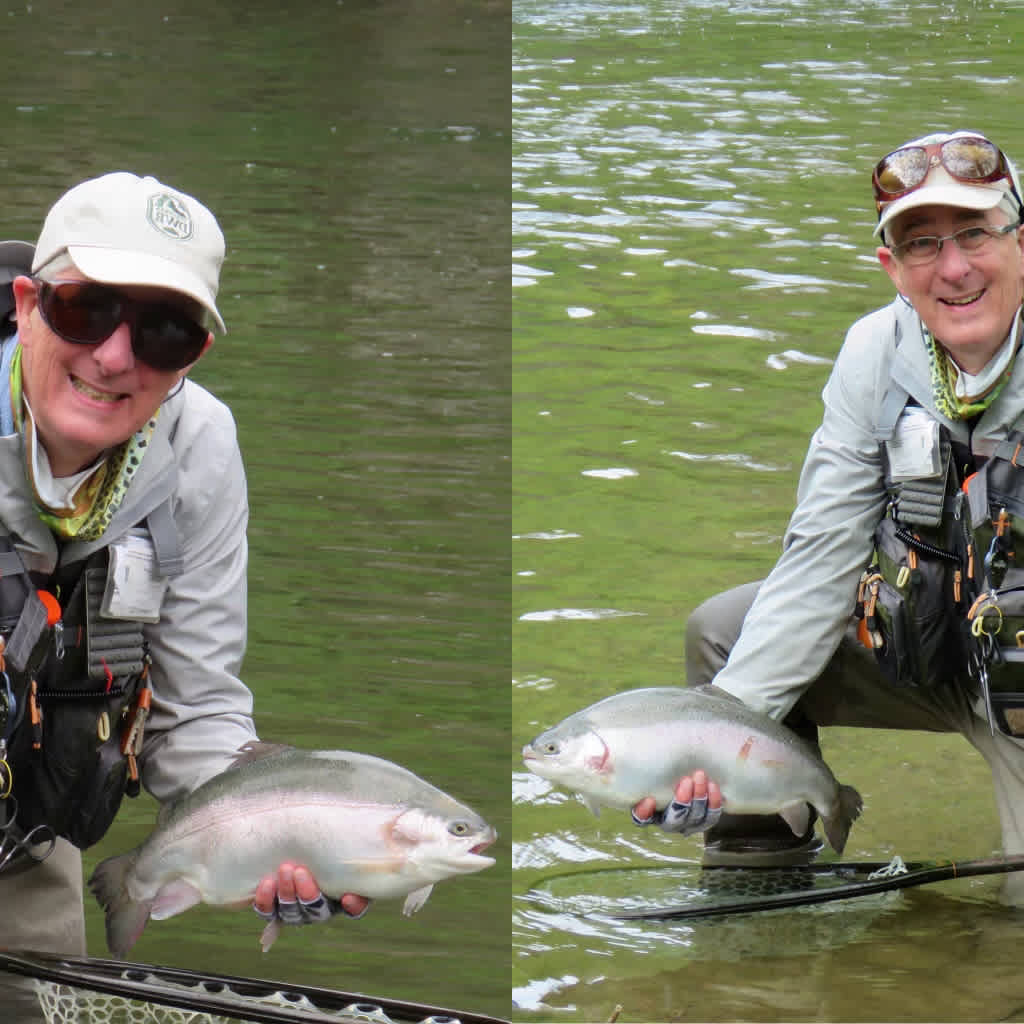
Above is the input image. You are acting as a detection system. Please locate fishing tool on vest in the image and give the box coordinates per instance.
[0,626,57,874]
[960,454,1024,737]
[0,499,180,874]
[864,387,1024,737]
[0,545,157,874]
[856,423,973,690]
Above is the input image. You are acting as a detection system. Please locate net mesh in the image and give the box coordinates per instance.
[32,977,460,1024]
[35,981,236,1024]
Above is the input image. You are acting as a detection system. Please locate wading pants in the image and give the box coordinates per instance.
[688,580,1024,905]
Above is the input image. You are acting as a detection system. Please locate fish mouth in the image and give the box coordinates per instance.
[470,829,497,855]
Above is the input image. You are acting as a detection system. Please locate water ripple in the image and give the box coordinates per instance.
[519,607,647,621]
[513,831,618,869]
[666,451,790,473]
[581,467,637,479]
[691,323,779,341]
[729,266,865,292]
[766,348,836,370]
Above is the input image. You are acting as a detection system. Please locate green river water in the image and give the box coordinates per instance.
[513,1,1024,1021]
[4,0,1024,1020]
[3,0,510,1019]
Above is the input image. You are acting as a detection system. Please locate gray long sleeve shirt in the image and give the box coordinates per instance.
[713,296,1024,721]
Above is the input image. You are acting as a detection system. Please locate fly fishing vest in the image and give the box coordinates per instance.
[0,499,182,872]
[857,383,1024,738]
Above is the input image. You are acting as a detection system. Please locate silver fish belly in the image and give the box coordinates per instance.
[523,686,861,853]
[89,745,496,957]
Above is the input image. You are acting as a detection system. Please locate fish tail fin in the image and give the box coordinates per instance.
[822,784,864,855]
[88,851,150,959]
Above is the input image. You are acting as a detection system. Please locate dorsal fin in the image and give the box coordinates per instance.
[228,740,295,770]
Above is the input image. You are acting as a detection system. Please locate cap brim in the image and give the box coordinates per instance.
[875,182,1008,237]
[0,241,35,285]
[64,244,226,332]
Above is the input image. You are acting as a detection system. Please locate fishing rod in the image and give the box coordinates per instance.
[608,853,1024,922]
[0,950,511,1024]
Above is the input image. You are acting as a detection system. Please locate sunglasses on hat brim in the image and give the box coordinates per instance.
[872,135,1016,214]
[34,279,209,372]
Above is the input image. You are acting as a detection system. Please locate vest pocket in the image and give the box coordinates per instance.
[859,514,965,688]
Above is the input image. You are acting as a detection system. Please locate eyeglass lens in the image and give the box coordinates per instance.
[876,138,1003,197]
[37,282,206,372]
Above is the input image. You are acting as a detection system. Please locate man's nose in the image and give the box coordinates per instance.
[934,234,973,276]
[90,321,135,374]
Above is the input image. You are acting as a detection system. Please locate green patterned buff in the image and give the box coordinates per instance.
[922,325,1016,421]
[10,346,158,541]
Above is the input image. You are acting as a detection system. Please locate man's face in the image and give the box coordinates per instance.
[12,273,211,477]
[877,204,1024,374]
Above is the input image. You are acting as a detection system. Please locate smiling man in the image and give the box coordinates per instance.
[629,132,1024,903]
[0,173,365,967]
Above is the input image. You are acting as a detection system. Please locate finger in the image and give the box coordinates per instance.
[674,775,696,804]
[340,893,371,919]
[631,796,658,826]
[252,876,277,919]
[690,771,708,802]
[276,862,297,904]
[292,866,321,903]
[707,779,723,811]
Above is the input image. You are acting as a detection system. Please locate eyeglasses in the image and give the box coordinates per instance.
[889,220,1021,265]
[34,280,208,372]
[873,135,1014,213]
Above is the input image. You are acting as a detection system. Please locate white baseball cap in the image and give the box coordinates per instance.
[32,172,226,331]
[874,130,1022,238]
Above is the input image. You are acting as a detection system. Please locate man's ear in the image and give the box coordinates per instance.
[877,245,904,292]
[12,276,38,343]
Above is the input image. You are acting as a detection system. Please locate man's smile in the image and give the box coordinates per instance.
[70,375,126,403]
[940,290,985,307]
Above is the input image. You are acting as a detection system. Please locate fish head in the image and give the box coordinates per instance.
[391,805,497,882]
[522,720,610,791]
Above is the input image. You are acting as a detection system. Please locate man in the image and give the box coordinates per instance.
[0,172,363,959]
[632,131,1024,900]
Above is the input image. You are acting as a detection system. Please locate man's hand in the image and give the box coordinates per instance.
[630,770,723,835]
[253,861,370,929]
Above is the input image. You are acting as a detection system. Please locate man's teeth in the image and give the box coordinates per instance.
[72,377,120,402]
[944,292,983,306]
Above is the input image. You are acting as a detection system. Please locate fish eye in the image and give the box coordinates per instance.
[449,820,471,837]
[541,740,560,755]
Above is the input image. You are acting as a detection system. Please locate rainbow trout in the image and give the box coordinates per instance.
[523,686,862,853]
[89,744,496,957]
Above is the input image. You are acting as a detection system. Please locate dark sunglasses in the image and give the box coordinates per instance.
[872,135,1016,213]
[34,279,209,372]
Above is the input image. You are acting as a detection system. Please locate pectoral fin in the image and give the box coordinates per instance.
[260,919,282,953]
[777,801,811,838]
[402,884,434,916]
[580,794,602,817]
[150,879,203,921]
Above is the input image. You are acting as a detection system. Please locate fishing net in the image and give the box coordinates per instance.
[35,980,236,1023]
[31,977,464,1024]
[0,952,485,1024]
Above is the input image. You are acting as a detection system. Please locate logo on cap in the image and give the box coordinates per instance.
[146,193,194,240]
